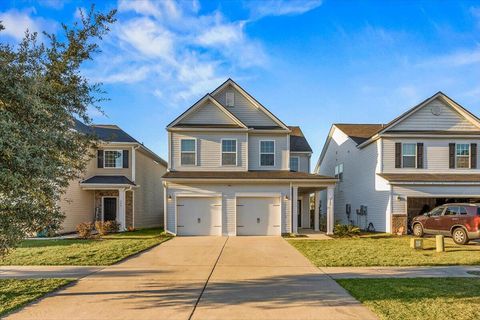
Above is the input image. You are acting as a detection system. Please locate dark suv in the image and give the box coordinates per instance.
[411,203,480,245]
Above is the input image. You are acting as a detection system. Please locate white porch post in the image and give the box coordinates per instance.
[326,186,334,235]
[118,188,126,231]
[314,191,320,232]
[292,186,298,234]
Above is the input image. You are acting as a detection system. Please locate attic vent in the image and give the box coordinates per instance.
[431,105,441,116]
[226,91,235,107]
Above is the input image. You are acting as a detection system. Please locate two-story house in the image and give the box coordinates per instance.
[58,120,167,233]
[316,92,480,234]
[162,79,337,236]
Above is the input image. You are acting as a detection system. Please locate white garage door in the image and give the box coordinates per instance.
[236,197,281,236]
[177,197,222,236]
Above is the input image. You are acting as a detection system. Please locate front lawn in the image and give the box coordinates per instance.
[288,233,480,267]
[0,228,170,266]
[337,278,480,320]
[0,279,73,317]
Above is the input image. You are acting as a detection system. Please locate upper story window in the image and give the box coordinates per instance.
[222,139,237,166]
[290,157,299,172]
[260,140,275,166]
[456,144,470,169]
[104,150,123,168]
[181,139,196,166]
[402,143,417,168]
[335,163,344,181]
[226,91,235,107]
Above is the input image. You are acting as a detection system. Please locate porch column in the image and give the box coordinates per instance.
[118,188,126,231]
[314,191,320,231]
[292,186,298,234]
[326,186,334,235]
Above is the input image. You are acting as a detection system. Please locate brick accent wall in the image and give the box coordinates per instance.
[126,190,133,228]
[392,214,407,235]
[94,190,119,221]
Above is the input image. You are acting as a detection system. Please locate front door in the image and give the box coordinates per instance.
[103,197,117,221]
[297,200,302,228]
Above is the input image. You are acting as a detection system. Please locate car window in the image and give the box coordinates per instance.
[444,207,459,216]
[459,207,468,215]
[430,207,444,216]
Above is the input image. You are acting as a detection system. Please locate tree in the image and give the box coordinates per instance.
[0,6,116,256]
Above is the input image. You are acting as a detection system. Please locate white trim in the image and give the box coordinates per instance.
[174,194,223,236]
[235,192,282,197]
[245,132,249,170]
[101,196,119,222]
[163,181,167,232]
[290,156,300,172]
[176,193,223,198]
[80,184,138,190]
[162,178,337,184]
[259,140,275,167]
[389,181,480,186]
[455,143,471,169]
[401,142,417,169]
[221,138,238,166]
[168,127,249,132]
[103,149,124,169]
[180,138,197,166]
[131,146,138,182]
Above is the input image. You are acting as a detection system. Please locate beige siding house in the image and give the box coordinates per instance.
[59,121,167,233]
[163,79,337,236]
[316,92,480,234]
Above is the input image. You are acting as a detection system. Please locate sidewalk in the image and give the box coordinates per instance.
[0,266,103,279]
[319,265,480,279]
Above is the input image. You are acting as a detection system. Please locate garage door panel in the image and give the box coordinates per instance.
[177,197,222,236]
[236,197,281,236]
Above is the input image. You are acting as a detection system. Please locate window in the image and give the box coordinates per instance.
[334,163,344,181]
[226,91,235,107]
[459,207,468,215]
[222,139,237,166]
[456,144,470,168]
[260,140,275,166]
[290,157,299,172]
[402,143,416,168]
[429,207,444,216]
[104,150,123,168]
[444,206,459,216]
[181,139,196,165]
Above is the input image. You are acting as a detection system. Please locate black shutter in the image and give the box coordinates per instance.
[417,143,424,169]
[395,142,402,168]
[449,143,455,169]
[471,143,477,169]
[97,150,104,168]
[123,150,129,168]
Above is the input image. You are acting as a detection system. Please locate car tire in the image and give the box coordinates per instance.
[452,227,469,245]
[412,223,424,237]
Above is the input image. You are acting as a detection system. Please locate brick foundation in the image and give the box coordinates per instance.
[392,214,407,235]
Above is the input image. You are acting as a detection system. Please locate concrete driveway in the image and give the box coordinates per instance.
[6,237,377,320]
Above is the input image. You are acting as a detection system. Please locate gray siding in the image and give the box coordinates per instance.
[248,133,289,171]
[165,183,291,235]
[179,101,236,125]
[171,131,247,171]
[213,84,279,127]
[390,99,478,131]
[291,152,311,173]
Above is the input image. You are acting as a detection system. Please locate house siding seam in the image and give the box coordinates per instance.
[178,102,237,125]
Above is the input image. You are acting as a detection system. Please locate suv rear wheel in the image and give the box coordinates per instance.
[452,227,469,245]
[412,223,424,237]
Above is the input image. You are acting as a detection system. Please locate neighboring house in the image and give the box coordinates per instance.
[315,92,480,234]
[59,120,167,233]
[162,79,337,236]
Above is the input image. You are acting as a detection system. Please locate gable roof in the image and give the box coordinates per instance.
[289,126,313,152]
[334,124,385,145]
[167,94,247,129]
[210,78,290,131]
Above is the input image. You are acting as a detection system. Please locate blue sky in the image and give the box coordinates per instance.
[1,0,480,164]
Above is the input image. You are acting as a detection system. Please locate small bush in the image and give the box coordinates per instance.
[334,224,360,237]
[76,222,95,239]
[127,226,136,232]
[94,221,107,236]
[104,220,120,233]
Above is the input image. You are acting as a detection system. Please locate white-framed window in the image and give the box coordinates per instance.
[290,156,299,172]
[181,139,196,166]
[226,90,235,107]
[456,143,470,168]
[402,143,416,168]
[334,163,344,181]
[260,140,275,166]
[104,150,123,168]
[221,139,237,166]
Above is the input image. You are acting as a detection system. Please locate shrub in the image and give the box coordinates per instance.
[127,226,136,232]
[94,221,107,236]
[76,222,95,239]
[334,224,360,237]
[104,220,120,233]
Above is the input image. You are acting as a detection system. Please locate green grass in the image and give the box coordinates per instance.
[288,233,480,267]
[0,228,170,266]
[0,279,73,317]
[337,278,480,320]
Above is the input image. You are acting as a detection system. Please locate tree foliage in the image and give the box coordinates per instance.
[0,6,116,256]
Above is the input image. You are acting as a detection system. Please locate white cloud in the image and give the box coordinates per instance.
[420,47,480,67]
[0,8,57,40]
[247,0,322,18]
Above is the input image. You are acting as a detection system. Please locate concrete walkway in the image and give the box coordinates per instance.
[6,237,377,320]
[0,266,102,279]
[320,265,480,279]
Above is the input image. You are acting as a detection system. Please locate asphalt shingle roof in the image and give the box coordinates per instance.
[81,175,136,185]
